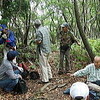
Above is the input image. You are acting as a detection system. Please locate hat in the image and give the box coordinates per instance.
[70,82,89,99]
[61,22,69,27]
[7,51,19,59]
[34,19,41,25]
[0,24,7,31]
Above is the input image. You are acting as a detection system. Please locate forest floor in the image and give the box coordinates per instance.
[0,51,86,100]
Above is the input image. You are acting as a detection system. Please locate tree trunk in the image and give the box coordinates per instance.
[24,12,31,46]
[74,0,95,62]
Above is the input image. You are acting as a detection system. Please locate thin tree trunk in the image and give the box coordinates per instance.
[74,0,95,62]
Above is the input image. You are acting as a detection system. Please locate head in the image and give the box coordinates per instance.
[0,24,8,34]
[94,56,100,69]
[34,19,41,29]
[7,51,19,61]
[61,22,69,33]
[70,82,89,100]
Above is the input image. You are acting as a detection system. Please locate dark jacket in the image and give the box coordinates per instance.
[0,30,16,47]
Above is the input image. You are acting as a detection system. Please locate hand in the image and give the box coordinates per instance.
[18,67,23,72]
[2,34,7,39]
[36,40,41,44]
[19,74,22,79]
[77,42,81,46]
[11,47,16,50]
[67,73,74,77]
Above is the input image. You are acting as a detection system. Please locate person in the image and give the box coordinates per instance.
[70,82,89,100]
[64,56,100,99]
[0,24,16,63]
[58,22,79,75]
[70,56,100,84]
[33,19,52,84]
[0,51,23,92]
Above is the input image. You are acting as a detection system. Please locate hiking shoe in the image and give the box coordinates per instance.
[38,81,49,84]
[64,71,71,74]
[49,78,52,81]
[63,88,70,95]
[58,71,64,75]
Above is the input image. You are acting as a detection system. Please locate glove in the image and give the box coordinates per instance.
[11,47,16,50]
[18,67,24,72]
[2,34,7,39]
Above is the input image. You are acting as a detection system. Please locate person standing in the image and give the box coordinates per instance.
[0,24,16,63]
[64,56,100,99]
[58,22,79,75]
[34,19,52,84]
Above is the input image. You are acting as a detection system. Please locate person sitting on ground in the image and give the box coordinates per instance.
[0,51,23,92]
[64,56,100,98]
[70,82,89,100]
[70,56,100,85]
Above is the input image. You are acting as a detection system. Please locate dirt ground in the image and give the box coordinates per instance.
[0,52,86,100]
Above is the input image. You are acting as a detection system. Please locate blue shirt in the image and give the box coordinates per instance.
[0,30,16,47]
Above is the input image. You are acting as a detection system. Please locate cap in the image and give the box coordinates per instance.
[34,19,41,25]
[0,24,7,31]
[70,82,89,99]
[61,22,69,28]
[7,51,19,59]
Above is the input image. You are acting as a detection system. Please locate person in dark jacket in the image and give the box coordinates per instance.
[0,51,23,92]
[0,24,16,63]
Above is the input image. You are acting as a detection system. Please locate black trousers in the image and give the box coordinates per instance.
[91,80,100,86]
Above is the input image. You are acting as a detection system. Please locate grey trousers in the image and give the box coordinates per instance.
[59,48,70,72]
[39,51,52,82]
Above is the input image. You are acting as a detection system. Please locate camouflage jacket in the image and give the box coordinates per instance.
[59,30,77,47]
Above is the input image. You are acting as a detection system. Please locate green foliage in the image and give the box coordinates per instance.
[0,19,8,25]
[70,39,100,68]
[71,44,90,68]
[1,0,30,22]
[51,43,58,51]
[89,39,100,56]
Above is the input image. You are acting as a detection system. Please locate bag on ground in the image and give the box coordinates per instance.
[29,71,40,80]
[13,79,28,94]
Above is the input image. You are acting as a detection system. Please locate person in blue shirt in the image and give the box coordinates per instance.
[0,24,16,63]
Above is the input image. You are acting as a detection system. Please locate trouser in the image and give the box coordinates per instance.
[3,47,16,63]
[92,80,100,86]
[59,48,70,72]
[0,70,20,92]
[39,51,52,82]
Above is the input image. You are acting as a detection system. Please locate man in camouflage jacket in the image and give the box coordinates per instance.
[58,22,79,75]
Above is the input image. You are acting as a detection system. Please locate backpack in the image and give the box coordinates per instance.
[13,79,28,94]
[21,70,29,79]
[29,71,40,80]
